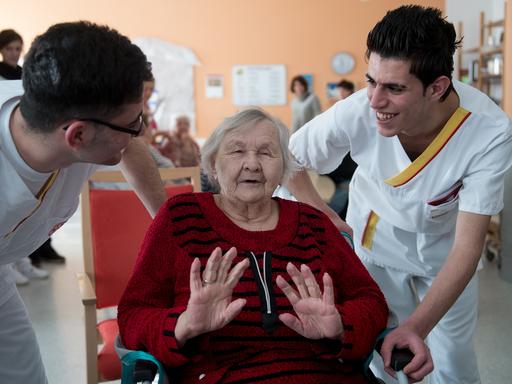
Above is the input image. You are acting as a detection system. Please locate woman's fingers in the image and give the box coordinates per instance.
[276,275,300,305]
[224,298,247,323]
[217,247,237,283]
[189,257,202,291]
[322,273,335,304]
[301,264,322,299]
[226,258,250,289]
[203,247,222,284]
[286,262,309,298]
[286,263,324,300]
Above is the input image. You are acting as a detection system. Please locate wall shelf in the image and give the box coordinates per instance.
[457,11,505,106]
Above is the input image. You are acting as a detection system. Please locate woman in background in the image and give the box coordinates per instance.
[290,75,321,133]
[0,29,23,80]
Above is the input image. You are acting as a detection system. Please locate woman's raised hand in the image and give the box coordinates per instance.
[276,263,343,340]
[174,247,249,345]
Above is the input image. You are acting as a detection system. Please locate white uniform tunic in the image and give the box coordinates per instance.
[290,80,512,275]
[0,80,99,383]
[289,80,512,384]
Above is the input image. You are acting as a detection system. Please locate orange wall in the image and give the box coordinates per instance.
[1,0,443,138]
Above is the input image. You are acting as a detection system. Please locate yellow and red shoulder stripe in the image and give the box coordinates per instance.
[384,107,471,187]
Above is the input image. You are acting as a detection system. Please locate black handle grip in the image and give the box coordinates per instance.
[390,348,415,371]
[375,338,414,372]
[133,359,158,382]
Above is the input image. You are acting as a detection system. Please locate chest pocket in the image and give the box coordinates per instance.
[425,181,462,224]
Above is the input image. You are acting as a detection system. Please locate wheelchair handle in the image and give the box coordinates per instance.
[390,347,415,371]
[133,359,158,382]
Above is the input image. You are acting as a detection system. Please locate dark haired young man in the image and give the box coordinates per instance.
[336,79,355,100]
[0,22,167,383]
[285,5,512,384]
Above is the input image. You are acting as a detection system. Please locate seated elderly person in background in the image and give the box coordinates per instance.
[118,108,389,383]
[154,114,201,167]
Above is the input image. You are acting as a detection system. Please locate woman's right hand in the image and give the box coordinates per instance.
[174,247,250,346]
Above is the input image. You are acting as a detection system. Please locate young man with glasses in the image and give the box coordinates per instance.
[0,21,167,383]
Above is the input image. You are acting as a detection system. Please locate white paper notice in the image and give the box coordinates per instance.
[232,65,286,106]
[205,74,224,99]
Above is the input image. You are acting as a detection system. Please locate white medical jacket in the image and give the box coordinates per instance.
[0,81,98,304]
[290,81,512,276]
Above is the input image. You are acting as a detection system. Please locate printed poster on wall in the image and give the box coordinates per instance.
[205,74,224,98]
[232,65,286,106]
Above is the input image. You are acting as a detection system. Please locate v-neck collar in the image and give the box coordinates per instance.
[384,107,471,187]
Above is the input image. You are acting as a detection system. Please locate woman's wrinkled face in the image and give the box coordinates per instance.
[214,119,284,205]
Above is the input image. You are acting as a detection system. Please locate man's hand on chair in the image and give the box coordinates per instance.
[381,323,434,383]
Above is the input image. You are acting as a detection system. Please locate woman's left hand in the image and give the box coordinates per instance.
[276,263,343,340]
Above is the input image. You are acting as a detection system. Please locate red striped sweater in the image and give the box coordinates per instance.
[118,193,388,383]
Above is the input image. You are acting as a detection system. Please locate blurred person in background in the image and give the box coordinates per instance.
[290,75,321,133]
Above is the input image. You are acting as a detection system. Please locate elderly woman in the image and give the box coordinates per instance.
[118,108,388,383]
[155,115,201,167]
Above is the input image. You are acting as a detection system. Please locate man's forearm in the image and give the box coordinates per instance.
[286,170,351,233]
[120,138,167,218]
[403,212,490,337]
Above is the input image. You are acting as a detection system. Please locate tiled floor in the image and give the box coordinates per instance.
[17,209,512,383]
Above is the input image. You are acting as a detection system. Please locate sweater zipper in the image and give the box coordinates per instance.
[249,251,271,314]
[246,251,278,333]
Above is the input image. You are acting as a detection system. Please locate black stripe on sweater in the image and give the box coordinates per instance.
[287,243,319,251]
[234,356,318,370]
[212,335,305,342]
[167,201,200,212]
[243,304,293,312]
[223,368,342,384]
[272,253,321,264]
[173,226,213,236]
[296,233,314,239]
[180,237,225,247]
[172,213,205,223]
[300,212,322,219]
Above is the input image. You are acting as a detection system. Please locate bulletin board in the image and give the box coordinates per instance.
[232,64,286,106]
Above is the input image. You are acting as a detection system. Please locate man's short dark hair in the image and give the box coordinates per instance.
[20,21,151,132]
[290,75,309,93]
[0,29,23,50]
[366,5,462,101]
[336,79,354,93]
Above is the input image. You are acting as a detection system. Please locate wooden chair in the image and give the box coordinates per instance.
[77,167,201,384]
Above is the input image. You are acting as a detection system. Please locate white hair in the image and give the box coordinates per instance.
[201,107,299,188]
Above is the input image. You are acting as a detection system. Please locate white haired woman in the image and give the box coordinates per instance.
[118,108,388,383]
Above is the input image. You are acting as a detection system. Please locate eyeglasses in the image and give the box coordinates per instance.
[64,112,145,137]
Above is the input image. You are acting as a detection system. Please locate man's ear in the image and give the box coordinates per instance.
[427,76,452,101]
[63,122,95,150]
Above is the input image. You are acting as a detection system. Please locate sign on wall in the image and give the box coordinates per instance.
[205,74,224,99]
[232,64,286,106]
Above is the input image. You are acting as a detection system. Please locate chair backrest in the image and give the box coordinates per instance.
[81,167,201,309]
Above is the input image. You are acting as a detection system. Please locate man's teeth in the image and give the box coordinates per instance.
[377,112,396,121]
